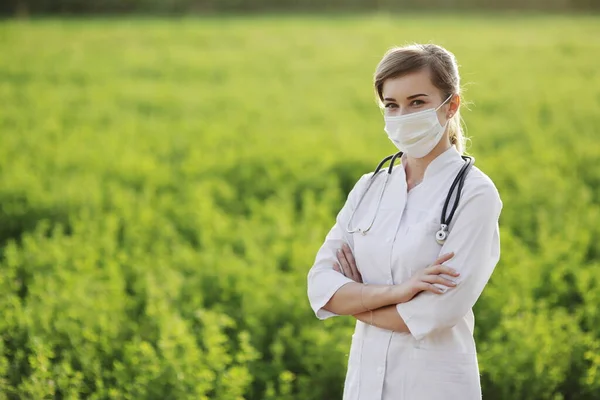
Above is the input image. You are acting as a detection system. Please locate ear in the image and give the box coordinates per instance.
[447,94,461,119]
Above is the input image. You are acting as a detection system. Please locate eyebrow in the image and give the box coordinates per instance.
[383,93,429,102]
[407,93,429,100]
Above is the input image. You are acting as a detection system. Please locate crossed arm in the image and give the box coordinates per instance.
[354,304,410,332]
[327,243,458,333]
[307,177,502,340]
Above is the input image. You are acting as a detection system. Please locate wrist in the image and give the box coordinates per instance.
[391,282,411,304]
[361,284,402,311]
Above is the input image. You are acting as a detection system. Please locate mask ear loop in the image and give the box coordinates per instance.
[434,94,455,130]
[435,94,454,112]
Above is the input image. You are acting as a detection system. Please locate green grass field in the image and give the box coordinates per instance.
[1,14,600,399]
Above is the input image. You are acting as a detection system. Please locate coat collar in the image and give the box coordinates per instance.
[400,146,463,183]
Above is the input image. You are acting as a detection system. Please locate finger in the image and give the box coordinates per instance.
[336,249,350,277]
[333,262,341,273]
[342,244,362,283]
[421,274,457,288]
[418,281,445,294]
[427,264,460,277]
[338,246,354,280]
[434,252,455,266]
[342,243,357,269]
[334,261,347,277]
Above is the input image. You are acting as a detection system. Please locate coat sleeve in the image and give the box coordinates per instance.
[396,177,503,340]
[307,173,371,320]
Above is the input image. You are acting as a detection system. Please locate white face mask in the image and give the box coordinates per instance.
[384,94,453,158]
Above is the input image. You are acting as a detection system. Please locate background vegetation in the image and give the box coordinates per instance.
[1,14,599,399]
[1,0,599,16]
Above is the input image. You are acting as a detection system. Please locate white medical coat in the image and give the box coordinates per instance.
[307,146,502,400]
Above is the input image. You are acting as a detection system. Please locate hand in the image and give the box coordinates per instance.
[395,252,460,303]
[332,243,363,283]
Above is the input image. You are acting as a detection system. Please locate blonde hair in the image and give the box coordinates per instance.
[374,44,467,154]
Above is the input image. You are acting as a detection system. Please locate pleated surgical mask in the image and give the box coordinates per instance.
[384,94,453,158]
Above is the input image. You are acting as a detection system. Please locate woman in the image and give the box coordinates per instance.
[306,43,502,400]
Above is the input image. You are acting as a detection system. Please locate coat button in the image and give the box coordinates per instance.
[377,366,384,375]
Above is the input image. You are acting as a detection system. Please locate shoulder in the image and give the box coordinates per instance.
[462,165,503,213]
[354,152,402,187]
[353,167,386,188]
[345,169,387,208]
[350,171,376,194]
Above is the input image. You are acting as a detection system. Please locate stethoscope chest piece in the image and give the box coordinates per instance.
[435,224,449,245]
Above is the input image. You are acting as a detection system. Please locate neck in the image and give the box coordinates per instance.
[405,140,452,188]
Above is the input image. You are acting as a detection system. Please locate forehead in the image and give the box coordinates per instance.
[381,68,439,99]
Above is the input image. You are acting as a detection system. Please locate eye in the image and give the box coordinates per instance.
[384,103,398,109]
[410,99,425,107]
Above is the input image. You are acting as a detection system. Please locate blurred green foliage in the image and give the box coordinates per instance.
[0,14,599,399]
[1,0,599,16]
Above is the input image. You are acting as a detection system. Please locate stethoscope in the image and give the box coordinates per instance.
[346,151,474,245]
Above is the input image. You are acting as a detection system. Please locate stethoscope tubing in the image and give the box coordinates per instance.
[346,151,474,243]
